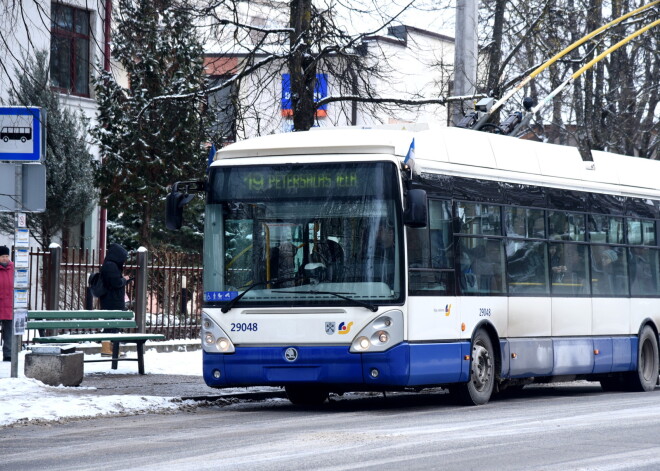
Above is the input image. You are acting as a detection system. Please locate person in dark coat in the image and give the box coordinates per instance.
[0,245,14,361]
[100,243,130,311]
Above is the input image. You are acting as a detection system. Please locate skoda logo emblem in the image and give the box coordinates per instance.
[284,347,298,362]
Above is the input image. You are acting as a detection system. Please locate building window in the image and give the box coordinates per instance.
[208,75,237,144]
[50,3,91,96]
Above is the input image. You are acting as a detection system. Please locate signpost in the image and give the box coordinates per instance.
[1,106,46,378]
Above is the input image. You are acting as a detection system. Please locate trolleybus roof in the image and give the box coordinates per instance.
[214,127,660,199]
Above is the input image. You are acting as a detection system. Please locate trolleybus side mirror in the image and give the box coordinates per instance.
[166,191,185,230]
[166,190,194,230]
[404,189,427,228]
[166,180,205,230]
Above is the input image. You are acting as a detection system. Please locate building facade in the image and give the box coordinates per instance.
[204,24,455,143]
[0,0,111,252]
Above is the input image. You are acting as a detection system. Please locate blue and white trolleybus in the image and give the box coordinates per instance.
[167,126,660,405]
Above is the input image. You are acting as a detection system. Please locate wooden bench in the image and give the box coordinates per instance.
[27,310,165,375]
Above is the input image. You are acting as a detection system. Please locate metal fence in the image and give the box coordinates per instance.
[23,247,202,340]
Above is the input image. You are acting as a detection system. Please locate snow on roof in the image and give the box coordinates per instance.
[216,128,416,159]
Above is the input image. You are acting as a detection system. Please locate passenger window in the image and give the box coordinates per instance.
[429,200,453,269]
[549,243,590,296]
[591,245,628,296]
[458,237,505,295]
[549,211,586,241]
[643,220,656,246]
[407,200,454,295]
[504,207,545,239]
[628,219,642,245]
[456,202,501,236]
[629,247,660,296]
[589,215,624,244]
[507,241,549,295]
[628,219,656,246]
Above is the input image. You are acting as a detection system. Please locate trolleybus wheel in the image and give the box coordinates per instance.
[453,329,495,405]
[285,385,329,406]
[626,325,659,392]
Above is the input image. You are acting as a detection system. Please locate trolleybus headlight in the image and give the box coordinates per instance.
[350,310,404,353]
[217,338,231,352]
[357,336,371,351]
[201,312,236,353]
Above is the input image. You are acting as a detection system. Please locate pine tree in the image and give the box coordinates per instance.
[0,51,96,248]
[93,0,211,251]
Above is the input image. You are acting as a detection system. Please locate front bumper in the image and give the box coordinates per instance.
[203,342,470,389]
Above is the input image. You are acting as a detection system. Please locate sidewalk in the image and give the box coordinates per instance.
[1,341,284,427]
[0,339,269,400]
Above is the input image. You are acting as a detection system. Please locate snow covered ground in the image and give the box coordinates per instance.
[0,346,205,428]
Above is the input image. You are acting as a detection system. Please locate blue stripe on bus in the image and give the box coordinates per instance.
[203,343,469,388]
[504,336,635,378]
[202,336,640,389]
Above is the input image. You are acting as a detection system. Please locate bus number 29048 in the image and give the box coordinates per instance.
[231,322,258,332]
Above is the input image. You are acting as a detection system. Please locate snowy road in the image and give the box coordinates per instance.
[4,384,660,470]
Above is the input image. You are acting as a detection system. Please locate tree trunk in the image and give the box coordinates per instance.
[486,0,507,97]
[289,0,317,131]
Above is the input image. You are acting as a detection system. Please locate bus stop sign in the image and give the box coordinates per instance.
[0,107,43,162]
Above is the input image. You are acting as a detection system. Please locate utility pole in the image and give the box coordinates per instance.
[452,0,478,125]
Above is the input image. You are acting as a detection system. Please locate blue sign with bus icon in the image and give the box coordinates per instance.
[0,107,42,162]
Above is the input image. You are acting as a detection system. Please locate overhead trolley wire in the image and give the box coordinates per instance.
[472,0,660,131]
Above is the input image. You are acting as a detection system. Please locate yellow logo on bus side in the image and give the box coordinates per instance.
[337,321,354,335]
[445,304,452,316]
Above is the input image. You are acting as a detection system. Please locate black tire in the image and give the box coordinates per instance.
[626,326,659,392]
[285,385,329,406]
[453,329,495,405]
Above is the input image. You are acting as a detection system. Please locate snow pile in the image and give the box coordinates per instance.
[0,347,203,428]
[1,377,192,426]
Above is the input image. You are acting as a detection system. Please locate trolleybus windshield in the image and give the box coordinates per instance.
[203,161,404,307]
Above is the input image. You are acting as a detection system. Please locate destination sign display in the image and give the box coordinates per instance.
[209,162,397,201]
[243,171,358,192]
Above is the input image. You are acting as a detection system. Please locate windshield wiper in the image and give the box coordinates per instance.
[221,276,301,313]
[272,290,378,312]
